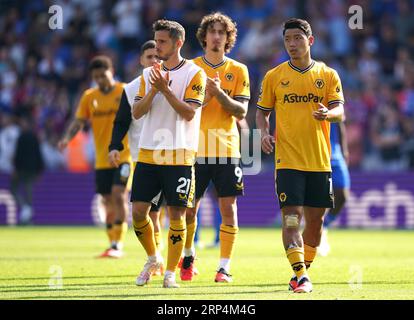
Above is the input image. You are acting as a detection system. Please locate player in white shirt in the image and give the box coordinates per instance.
[131,20,206,288]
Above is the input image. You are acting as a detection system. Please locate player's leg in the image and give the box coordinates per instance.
[162,164,195,288]
[149,192,165,276]
[297,171,334,292]
[95,169,117,257]
[323,162,350,227]
[276,169,311,292]
[212,159,244,283]
[109,162,131,255]
[20,173,35,224]
[180,160,210,281]
[131,162,163,286]
[302,206,325,267]
[180,199,201,281]
[149,193,164,251]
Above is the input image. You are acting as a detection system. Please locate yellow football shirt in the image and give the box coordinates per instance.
[257,60,344,172]
[193,56,250,158]
[75,82,131,169]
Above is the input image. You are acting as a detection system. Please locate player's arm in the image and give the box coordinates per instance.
[109,90,131,167]
[314,69,345,122]
[162,83,199,121]
[207,72,247,120]
[58,91,89,151]
[256,109,274,154]
[256,71,275,154]
[151,67,203,121]
[132,81,157,120]
[58,118,87,151]
[313,102,344,122]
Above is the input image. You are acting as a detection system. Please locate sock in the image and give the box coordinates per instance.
[184,247,195,257]
[286,247,307,279]
[154,231,162,250]
[219,258,231,273]
[164,270,175,278]
[184,219,197,256]
[106,223,116,245]
[113,221,128,250]
[219,224,238,259]
[166,218,186,272]
[304,244,317,269]
[133,216,157,257]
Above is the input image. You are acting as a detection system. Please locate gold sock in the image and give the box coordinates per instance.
[133,217,156,257]
[184,219,197,251]
[106,224,116,244]
[112,222,128,249]
[167,218,186,272]
[219,224,239,259]
[304,244,317,269]
[286,247,307,279]
[154,231,162,250]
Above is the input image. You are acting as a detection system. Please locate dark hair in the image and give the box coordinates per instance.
[88,55,113,72]
[153,19,185,42]
[196,12,237,54]
[140,40,156,54]
[283,18,312,37]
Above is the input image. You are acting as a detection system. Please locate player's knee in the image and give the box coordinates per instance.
[186,209,197,223]
[283,213,300,229]
[132,204,149,221]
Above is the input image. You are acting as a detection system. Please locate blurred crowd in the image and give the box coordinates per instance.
[0,0,414,174]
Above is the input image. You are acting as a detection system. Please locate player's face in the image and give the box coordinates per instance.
[283,28,314,60]
[91,68,113,92]
[154,30,179,61]
[140,48,159,68]
[205,22,227,53]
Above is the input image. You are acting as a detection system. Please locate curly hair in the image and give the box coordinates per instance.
[196,12,237,54]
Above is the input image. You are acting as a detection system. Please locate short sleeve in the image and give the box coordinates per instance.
[257,71,275,111]
[327,70,345,107]
[75,92,90,120]
[134,75,146,102]
[184,70,206,106]
[233,65,250,101]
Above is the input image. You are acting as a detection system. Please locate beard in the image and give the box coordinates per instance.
[212,46,220,52]
[157,44,176,61]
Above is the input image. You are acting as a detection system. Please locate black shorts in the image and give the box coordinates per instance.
[95,162,131,195]
[195,158,244,199]
[149,191,164,212]
[275,169,334,209]
[131,162,195,208]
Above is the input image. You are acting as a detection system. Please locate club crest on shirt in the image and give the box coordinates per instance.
[315,79,325,89]
[225,73,234,81]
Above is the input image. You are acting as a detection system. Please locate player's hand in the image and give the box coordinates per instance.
[203,88,213,106]
[261,133,275,154]
[108,150,121,168]
[149,67,169,93]
[312,103,329,121]
[206,72,221,97]
[57,139,69,152]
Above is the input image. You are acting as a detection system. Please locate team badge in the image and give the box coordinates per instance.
[315,79,324,89]
[225,73,234,81]
[279,192,287,202]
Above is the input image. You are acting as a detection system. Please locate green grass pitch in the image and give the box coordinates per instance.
[0,226,413,300]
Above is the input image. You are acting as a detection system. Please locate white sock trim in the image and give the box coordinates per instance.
[219,258,231,272]
[184,247,195,257]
